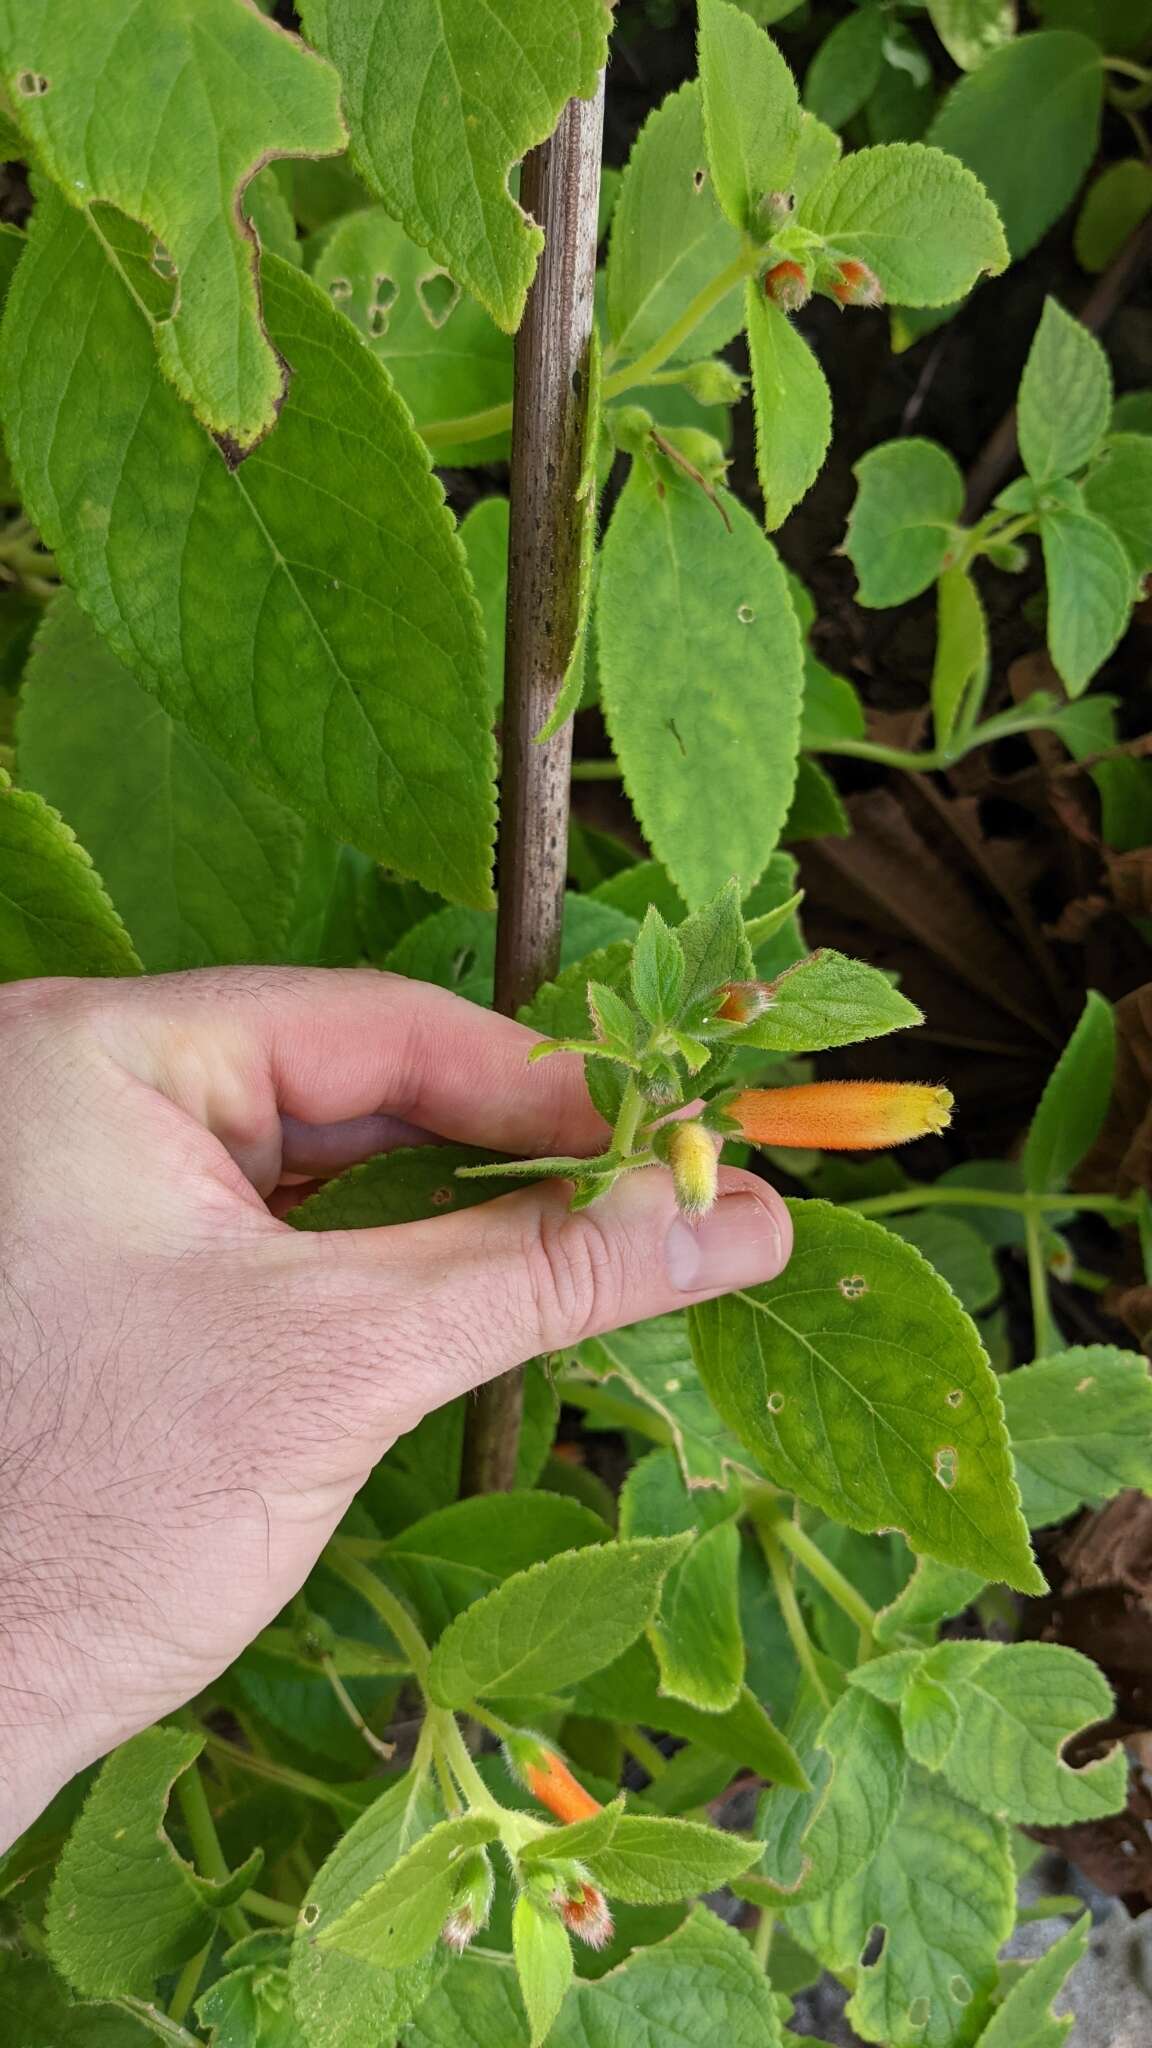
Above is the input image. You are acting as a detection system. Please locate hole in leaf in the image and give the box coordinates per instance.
[369,273,397,337]
[1076,1375,1096,1392]
[451,946,476,984]
[946,1389,963,1408]
[151,242,176,280]
[418,270,460,327]
[327,276,352,301]
[860,1925,886,1968]
[301,1902,320,1928]
[692,167,706,193]
[767,1391,785,1414]
[17,70,49,96]
[737,604,755,623]
[430,1186,454,1208]
[838,1274,867,1301]
[664,1376,682,1393]
[949,1975,970,2004]
[908,1996,931,2028]
[933,1446,958,1490]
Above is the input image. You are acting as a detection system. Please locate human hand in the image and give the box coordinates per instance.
[0,967,792,1847]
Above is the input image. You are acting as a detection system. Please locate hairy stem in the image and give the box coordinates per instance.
[462,75,606,1497]
[174,1760,249,1945]
[324,1543,431,1683]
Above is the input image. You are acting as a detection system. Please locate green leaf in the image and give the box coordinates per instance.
[737,948,922,1053]
[0,1957,161,2048]
[572,1636,808,1788]
[45,1729,212,1999]
[18,595,306,972]
[782,757,850,841]
[404,1951,530,2048]
[897,1639,1127,1824]
[584,1816,762,1904]
[245,168,303,273]
[513,1895,573,2048]
[976,1914,1090,2048]
[631,905,686,1028]
[289,1771,444,2045]
[799,142,1009,306]
[931,566,988,751]
[1082,432,1152,574]
[1075,158,1152,273]
[290,1144,521,1234]
[426,1537,692,1708]
[1022,990,1116,1192]
[804,8,887,131]
[2,192,495,903]
[792,111,843,206]
[676,878,755,1009]
[1001,1345,1152,1526]
[536,324,603,743]
[697,0,802,233]
[1018,298,1112,484]
[688,1201,1043,1591]
[310,208,512,466]
[598,463,803,908]
[0,0,344,447]
[874,1555,986,1646]
[519,941,634,1042]
[739,1687,906,1904]
[318,1814,498,1966]
[579,1311,751,1490]
[1041,496,1135,695]
[197,1963,298,2048]
[606,81,745,368]
[620,1449,744,1712]
[519,1802,625,1867]
[745,285,832,532]
[298,0,609,333]
[887,1212,1000,1316]
[846,440,966,606]
[926,0,1017,71]
[0,768,142,981]
[792,1774,1014,2048]
[551,1910,783,2048]
[925,32,1104,263]
[460,497,509,713]
[380,1491,611,1641]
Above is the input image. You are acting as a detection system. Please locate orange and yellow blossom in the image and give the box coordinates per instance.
[731,1080,953,1152]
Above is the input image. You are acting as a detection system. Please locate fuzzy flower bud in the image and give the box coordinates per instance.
[752,188,796,237]
[553,1881,614,1950]
[504,1731,603,1825]
[679,358,746,407]
[714,980,775,1024]
[440,1848,495,1953]
[731,1081,953,1152]
[763,259,811,311]
[827,258,884,308]
[666,1119,719,1220]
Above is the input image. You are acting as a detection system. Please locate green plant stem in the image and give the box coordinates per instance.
[1025,1206,1055,1357]
[751,1906,774,1971]
[622,1725,669,1779]
[421,248,756,454]
[612,1076,648,1161]
[241,1889,299,1928]
[433,1708,503,1814]
[168,1942,211,2025]
[769,1513,877,1645]
[1105,56,1152,84]
[324,1542,431,1683]
[750,1509,830,1712]
[203,1733,365,1820]
[174,1762,249,1945]
[321,1653,396,1761]
[850,1186,1138,1223]
[571,757,625,780]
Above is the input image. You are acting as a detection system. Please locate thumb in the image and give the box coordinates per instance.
[319,1163,793,1409]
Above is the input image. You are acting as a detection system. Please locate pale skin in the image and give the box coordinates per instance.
[0,968,792,1850]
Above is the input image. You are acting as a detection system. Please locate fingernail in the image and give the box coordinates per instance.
[665,1191,786,1293]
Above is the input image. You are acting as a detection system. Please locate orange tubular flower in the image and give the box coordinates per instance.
[511,1740,603,1825]
[731,1081,953,1152]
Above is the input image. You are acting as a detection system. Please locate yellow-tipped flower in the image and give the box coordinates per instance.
[666,1119,719,1218]
[732,1081,953,1152]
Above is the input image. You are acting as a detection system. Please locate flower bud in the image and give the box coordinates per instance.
[440,1848,494,1953]
[763,259,811,312]
[678,358,746,407]
[752,188,796,237]
[666,1119,719,1220]
[554,1881,614,1950]
[826,258,884,308]
[732,1081,953,1151]
[504,1730,603,1824]
[715,980,774,1024]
